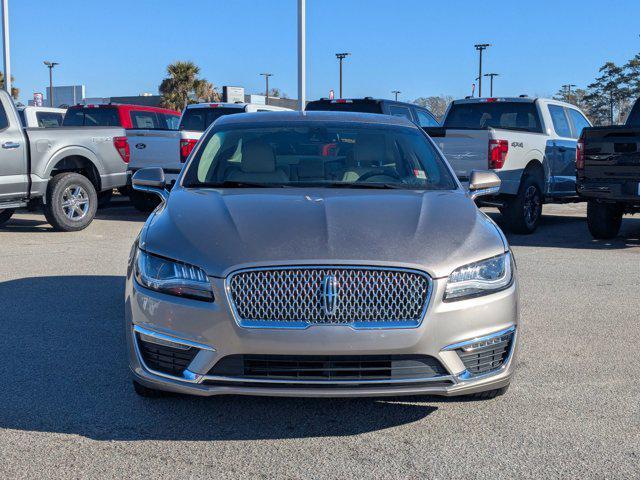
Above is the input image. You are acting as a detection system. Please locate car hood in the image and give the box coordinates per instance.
[142,188,506,278]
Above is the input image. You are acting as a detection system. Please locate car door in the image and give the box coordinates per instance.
[0,95,28,202]
[547,104,576,195]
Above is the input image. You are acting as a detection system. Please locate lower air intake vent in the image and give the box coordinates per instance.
[207,354,448,381]
[137,335,198,376]
[456,331,514,375]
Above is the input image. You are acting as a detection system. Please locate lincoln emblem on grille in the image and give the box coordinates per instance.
[322,274,339,316]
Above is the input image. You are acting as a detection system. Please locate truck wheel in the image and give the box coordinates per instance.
[0,208,15,226]
[44,172,98,232]
[500,176,543,234]
[587,200,623,239]
[130,190,160,213]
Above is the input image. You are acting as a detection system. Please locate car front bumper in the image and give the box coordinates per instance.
[125,270,519,398]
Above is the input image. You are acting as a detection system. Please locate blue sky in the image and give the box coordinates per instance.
[8,0,640,104]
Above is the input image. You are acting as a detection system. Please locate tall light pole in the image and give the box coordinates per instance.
[392,90,400,101]
[44,61,59,107]
[335,52,350,98]
[484,73,499,97]
[260,73,273,105]
[297,0,305,111]
[1,0,10,95]
[562,83,576,100]
[474,44,490,97]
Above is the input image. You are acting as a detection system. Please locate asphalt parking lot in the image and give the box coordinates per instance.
[0,200,638,479]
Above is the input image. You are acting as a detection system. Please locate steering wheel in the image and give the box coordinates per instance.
[355,169,401,183]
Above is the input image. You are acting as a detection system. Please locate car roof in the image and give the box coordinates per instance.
[307,97,431,110]
[214,110,419,127]
[184,102,289,111]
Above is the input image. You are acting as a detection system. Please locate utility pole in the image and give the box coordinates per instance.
[297,0,305,111]
[484,73,499,97]
[260,73,273,105]
[44,61,59,107]
[1,0,10,95]
[474,44,490,97]
[335,52,350,98]
[392,90,400,101]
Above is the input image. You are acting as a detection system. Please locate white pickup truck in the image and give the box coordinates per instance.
[425,97,592,233]
[128,102,291,211]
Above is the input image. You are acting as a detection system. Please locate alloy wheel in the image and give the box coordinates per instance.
[61,185,90,221]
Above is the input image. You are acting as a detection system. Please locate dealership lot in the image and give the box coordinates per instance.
[0,202,638,479]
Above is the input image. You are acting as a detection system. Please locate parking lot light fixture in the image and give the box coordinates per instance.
[260,73,273,105]
[474,44,491,97]
[392,90,401,101]
[43,60,59,107]
[484,73,499,97]
[335,52,350,98]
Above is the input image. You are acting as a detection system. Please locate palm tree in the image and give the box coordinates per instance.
[0,72,19,100]
[159,61,219,110]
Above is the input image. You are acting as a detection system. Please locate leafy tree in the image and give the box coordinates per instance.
[584,62,630,125]
[553,87,590,113]
[413,95,453,121]
[0,72,19,100]
[159,61,219,110]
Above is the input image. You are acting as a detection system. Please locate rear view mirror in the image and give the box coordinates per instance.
[468,170,501,200]
[132,168,169,201]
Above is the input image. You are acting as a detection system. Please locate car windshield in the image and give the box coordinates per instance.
[182,123,457,190]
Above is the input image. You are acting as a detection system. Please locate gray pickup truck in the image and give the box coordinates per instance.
[0,90,129,231]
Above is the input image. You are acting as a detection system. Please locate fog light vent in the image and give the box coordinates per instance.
[137,333,199,377]
[456,331,513,375]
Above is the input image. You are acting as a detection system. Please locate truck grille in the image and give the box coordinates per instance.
[226,267,431,328]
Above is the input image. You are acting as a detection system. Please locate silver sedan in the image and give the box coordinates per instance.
[125,111,518,399]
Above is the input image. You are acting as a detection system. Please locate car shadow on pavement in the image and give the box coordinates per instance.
[0,275,437,442]
[485,211,640,250]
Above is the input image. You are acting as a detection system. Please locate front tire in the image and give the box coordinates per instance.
[44,172,98,232]
[500,176,543,234]
[587,200,623,239]
[0,208,15,226]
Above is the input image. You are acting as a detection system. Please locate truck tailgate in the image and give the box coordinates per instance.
[127,129,181,171]
[428,128,491,180]
[582,126,640,180]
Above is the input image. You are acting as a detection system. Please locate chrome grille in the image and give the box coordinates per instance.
[227,267,431,328]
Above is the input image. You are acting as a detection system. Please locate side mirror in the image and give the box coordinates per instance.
[468,170,501,200]
[132,168,169,201]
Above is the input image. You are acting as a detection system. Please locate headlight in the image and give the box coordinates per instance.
[444,252,513,301]
[134,249,214,302]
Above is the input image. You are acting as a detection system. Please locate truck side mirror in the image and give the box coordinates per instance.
[468,170,501,200]
[132,168,169,201]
